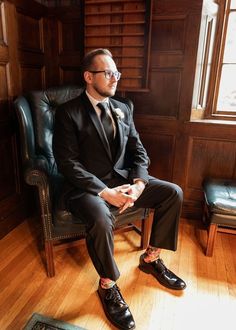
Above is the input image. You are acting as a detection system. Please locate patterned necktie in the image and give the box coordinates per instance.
[97,102,114,146]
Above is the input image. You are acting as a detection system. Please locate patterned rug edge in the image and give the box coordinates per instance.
[23,312,87,330]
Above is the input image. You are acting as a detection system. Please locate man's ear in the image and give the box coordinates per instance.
[84,71,92,84]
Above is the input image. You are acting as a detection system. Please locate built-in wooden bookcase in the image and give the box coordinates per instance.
[84,0,153,91]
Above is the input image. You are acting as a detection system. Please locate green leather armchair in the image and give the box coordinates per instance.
[14,85,152,277]
[203,178,236,256]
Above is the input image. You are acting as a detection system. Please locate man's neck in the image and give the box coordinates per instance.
[86,90,108,103]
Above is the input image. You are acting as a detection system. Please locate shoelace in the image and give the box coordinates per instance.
[105,285,126,305]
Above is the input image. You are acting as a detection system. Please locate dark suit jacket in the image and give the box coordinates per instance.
[52,91,150,202]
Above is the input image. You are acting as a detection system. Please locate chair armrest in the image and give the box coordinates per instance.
[24,156,50,187]
[24,156,55,239]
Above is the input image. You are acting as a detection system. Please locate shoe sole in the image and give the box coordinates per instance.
[97,290,136,330]
[138,264,186,290]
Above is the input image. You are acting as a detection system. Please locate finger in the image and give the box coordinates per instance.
[119,203,134,213]
[119,201,130,213]
[119,187,132,193]
[115,184,131,192]
[121,193,137,202]
[115,184,130,189]
[119,200,135,213]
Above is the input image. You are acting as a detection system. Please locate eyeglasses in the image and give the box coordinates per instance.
[89,70,121,81]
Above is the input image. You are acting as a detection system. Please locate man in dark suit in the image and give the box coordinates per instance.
[53,48,186,330]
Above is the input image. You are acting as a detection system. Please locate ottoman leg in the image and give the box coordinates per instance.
[206,223,218,257]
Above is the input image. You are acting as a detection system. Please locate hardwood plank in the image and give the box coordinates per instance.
[0,218,235,330]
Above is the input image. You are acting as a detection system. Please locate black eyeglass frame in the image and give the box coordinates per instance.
[89,70,121,80]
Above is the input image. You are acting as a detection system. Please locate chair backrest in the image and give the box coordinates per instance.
[15,85,84,177]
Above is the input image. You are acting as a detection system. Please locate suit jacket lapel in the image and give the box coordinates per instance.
[81,92,112,160]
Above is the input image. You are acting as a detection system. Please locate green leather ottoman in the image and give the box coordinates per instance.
[203,178,236,256]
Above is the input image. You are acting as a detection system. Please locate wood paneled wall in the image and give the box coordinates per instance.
[0,1,27,238]
[1,0,236,238]
[0,0,83,238]
[15,0,83,90]
[51,5,83,85]
[128,0,236,219]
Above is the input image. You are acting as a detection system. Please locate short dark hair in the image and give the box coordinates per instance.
[81,48,113,75]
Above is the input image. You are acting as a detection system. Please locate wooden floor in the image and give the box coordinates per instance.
[0,218,235,330]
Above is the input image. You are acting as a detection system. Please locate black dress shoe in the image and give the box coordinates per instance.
[97,284,135,330]
[139,254,186,290]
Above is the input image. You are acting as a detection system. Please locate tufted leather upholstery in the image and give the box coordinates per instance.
[14,85,151,277]
[203,178,236,256]
[203,178,236,226]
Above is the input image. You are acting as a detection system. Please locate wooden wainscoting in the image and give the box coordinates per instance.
[0,0,83,238]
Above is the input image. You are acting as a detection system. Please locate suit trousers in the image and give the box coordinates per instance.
[69,176,183,281]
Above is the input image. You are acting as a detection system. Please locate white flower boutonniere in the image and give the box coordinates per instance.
[114,108,125,120]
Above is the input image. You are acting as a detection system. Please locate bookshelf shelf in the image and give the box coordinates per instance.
[84,0,152,91]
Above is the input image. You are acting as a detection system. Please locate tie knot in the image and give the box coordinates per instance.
[97,102,109,113]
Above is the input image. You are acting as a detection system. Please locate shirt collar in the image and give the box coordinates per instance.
[85,90,109,108]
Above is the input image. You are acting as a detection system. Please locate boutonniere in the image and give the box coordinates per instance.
[114,108,125,120]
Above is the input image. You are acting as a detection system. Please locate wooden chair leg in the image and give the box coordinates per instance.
[202,203,209,225]
[206,223,218,257]
[141,211,153,249]
[45,240,55,277]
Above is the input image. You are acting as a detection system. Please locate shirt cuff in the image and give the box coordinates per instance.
[98,187,107,196]
[133,178,147,185]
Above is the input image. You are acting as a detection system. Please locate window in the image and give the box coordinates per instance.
[216,0,236,115]
[192,0,236,121]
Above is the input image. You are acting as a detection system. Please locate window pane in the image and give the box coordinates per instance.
[223,12,236,62]
[217,64,236,111]
[231,0,236,9]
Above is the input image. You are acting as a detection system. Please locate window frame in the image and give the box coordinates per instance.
[205,0,236,120]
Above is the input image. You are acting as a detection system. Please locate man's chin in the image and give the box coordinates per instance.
[103,90,116,97]
[109,90,116,96]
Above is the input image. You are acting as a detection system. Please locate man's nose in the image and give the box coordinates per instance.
[111,74,118,82]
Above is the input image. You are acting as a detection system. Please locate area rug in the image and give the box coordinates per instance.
[23,313,87,330]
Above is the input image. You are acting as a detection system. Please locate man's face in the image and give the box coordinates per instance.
[85,54,119,99]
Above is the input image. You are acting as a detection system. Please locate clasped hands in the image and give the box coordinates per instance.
[100,181,145,214]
